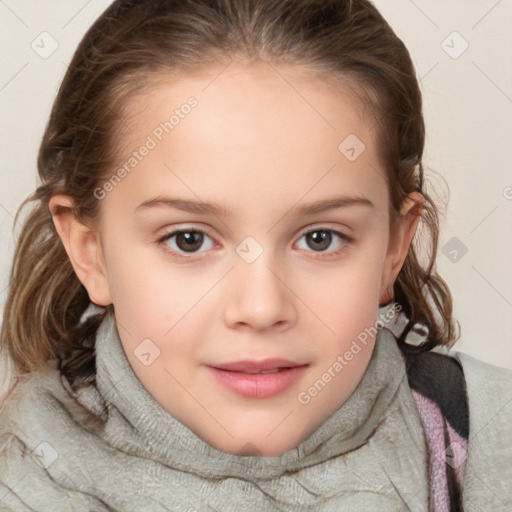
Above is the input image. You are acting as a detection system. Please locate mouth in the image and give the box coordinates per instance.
[205,359,309,398]
[208,358,306,373]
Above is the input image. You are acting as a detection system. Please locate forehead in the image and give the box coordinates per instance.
[122,60,378,150]
[106,61,388,215]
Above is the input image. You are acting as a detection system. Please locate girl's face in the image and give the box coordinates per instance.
[54,61,421,456]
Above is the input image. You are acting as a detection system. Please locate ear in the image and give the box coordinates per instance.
[49,194,112,307]
[379,191,424,305]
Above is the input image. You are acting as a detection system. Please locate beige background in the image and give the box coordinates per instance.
[1,0,511,370]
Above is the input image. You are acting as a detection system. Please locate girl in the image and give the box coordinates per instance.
[1,0,511,510]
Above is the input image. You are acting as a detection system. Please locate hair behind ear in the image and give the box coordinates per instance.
[0,192,110,410]
[393,181,459,352]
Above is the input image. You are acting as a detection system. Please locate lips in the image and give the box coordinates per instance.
[205,358,309,398]
[209,358,305,373]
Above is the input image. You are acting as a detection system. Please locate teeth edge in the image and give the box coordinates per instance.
[237,368,287,374]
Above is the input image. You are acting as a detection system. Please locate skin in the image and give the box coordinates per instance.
[50,60,423,456]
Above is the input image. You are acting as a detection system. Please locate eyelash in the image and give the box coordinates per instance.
[156,226,352,261]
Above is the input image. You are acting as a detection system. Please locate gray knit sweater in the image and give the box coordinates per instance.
[1,313,511,511]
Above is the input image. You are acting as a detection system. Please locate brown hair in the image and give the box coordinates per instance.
[1,0,459,408]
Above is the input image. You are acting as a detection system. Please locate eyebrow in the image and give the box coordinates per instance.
[134,194,375,217]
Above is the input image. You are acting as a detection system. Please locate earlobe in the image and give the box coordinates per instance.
[49,194,112,307]
[379,191,424,304]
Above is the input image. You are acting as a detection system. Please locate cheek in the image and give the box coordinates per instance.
[100,232,169,329]
[303,247,385,317]
[295,253,387,360]
[105,243,216,341]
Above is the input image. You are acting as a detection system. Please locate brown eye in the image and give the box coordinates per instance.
[305,230,332,251]
[159,229,214,255]
[175,231,204,252]
[295,228,350,259]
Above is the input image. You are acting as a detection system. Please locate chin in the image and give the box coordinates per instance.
[209,430,303,457]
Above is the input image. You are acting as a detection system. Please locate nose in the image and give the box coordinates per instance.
[223,253,297,332]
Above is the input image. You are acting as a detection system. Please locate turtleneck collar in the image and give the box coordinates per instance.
[92,309,407,481]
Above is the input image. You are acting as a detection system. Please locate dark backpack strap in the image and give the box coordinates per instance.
[404,349,469,512]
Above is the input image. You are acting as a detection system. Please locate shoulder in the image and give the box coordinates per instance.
[0,366,62,508]
[0,365,108,510]
[448,350,512,507]
[0,363,107,461]
[0,363,62,431]
[452,349,512,395]
[448,350,512,434]
[403,345,512,506]
[0,363,70,467]
[0,361,103,437]
[404,345,512,422]
[450,349,512,433]
[408,346,512,436]
[0,362,76,432]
